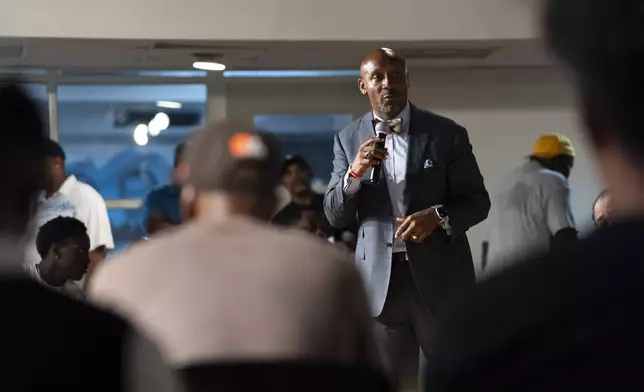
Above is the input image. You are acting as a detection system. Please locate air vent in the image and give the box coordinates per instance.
[59,69,137,77]
[151,42,260,51]
[399,48,498,60]
[0,44,24,59]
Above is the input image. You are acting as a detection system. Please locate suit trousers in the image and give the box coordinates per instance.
[376,255,434,390]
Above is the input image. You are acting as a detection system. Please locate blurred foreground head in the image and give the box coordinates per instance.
[0,82,46,236]
[181,122,282,222]
[545,0,644,216]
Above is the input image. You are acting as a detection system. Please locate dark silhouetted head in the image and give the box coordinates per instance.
[0,82,47,236]
[546,0,644,162]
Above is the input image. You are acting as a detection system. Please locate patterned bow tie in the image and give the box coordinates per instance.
[376,118,403,133]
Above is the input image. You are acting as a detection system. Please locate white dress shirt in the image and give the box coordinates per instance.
[344,103,411,253]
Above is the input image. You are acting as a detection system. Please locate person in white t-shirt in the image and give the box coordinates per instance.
[25,139,114,288]
[24,216,91,301]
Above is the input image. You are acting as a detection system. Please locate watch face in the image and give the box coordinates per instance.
[436,206,448,218]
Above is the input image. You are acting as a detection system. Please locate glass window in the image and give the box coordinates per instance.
[254,114,353,191]
[20,84,49,132]
[57,84,207,253]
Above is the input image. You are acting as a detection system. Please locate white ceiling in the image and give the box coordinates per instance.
[0,37,555,72]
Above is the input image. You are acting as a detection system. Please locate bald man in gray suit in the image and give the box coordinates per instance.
[324,49,490,386]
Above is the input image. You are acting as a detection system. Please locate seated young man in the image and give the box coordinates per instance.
[24,216,91,301]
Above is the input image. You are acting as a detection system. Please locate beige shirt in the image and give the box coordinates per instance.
[89,217,380,368]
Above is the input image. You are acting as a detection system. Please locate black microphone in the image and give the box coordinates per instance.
[369,122,388,184]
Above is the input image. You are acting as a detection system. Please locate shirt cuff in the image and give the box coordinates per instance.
[343,169,362,196]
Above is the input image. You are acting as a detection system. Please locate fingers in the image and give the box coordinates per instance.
[400,223,418,242]
[359,148,388,164]
[396,215,429,243]
[354,139,389,173]
[411,232,429,244]
[359,138,378,149]
[395,217,412,240]
[369,150,387,161]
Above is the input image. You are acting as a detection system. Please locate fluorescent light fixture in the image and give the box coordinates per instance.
[193,61,226,71]
[133,124,149,146]
[138,70,207,77]
[223,70,360,78]
[156,100,182,109]
[148,112,171,136]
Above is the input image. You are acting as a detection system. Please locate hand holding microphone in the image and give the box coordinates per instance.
[350,122,389,181]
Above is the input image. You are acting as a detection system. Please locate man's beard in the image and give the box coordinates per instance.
[380,102,402,117]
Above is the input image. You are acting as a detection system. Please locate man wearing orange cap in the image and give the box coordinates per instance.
[482,134,577,276]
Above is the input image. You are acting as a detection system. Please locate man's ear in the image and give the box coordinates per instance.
[49,244,59,259]
[357,78,367,95]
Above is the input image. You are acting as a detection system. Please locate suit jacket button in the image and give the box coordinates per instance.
[386,242,393,248]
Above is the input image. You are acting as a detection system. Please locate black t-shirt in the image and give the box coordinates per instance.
[427,219,644,390]
[271,194,357,240]
[0,274,180,391]
[272,194,325,227]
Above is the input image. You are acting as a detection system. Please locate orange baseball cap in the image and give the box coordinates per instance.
[183,122,282,194]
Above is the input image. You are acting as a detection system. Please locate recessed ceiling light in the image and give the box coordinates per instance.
[156,100,182,109]
[133,124,149,146]
[193,61,226,71]
[148,112,171,137]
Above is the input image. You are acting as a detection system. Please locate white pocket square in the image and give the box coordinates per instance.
[424,159,434,169]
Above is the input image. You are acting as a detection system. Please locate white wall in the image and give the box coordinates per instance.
[227,67,603,270]
[2,0,538,41]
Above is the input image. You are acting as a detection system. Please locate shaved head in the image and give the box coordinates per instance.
[360,48,407,78]
[358,48,409,119]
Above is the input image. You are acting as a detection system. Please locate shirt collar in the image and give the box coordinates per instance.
[39,175,78,201]
[57,175,78,196]
[373,101,411,133]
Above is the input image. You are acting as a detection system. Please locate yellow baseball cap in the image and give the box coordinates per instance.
[532,134,575,158]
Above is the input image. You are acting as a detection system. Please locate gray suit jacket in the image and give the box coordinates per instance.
[324,104,490,317]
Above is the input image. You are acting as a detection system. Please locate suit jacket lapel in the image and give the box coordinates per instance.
[404,105,429,213]
[406,104,429,178]
[358,111,375,144]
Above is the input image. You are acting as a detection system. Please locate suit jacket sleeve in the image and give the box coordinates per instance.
[444,126,490,235]
[324,133,359,229]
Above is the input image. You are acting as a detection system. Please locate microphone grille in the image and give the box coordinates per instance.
[374,121,389,136]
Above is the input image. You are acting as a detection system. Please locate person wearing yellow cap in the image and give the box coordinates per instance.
[481,133,578,277]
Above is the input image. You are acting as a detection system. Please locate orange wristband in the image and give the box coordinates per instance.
[349,166,361,178]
